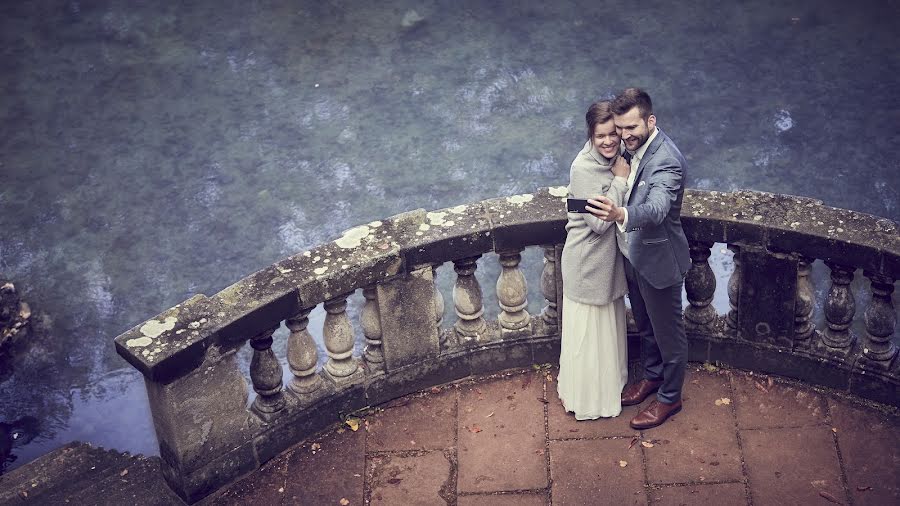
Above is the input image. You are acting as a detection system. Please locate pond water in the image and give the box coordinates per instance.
[1,0,898,471]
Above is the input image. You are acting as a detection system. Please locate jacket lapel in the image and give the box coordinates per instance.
[628,129,666,204]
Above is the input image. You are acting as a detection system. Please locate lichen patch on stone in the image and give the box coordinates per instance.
[448,205,467,214]
[506,194,534,205]
[548,186,567,197]
[426,211,448,226]
[335,225,371,248]
[419,223,431,232]
[368,220,383,228]
[314,266,328,275]
[139,316,177,339]
[127,336,153,348]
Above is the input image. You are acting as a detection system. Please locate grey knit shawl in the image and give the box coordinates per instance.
[561,140,628,306]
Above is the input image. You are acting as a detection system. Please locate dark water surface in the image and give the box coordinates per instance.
[1,0,898,469]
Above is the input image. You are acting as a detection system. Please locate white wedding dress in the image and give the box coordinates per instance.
[557,294,628,419]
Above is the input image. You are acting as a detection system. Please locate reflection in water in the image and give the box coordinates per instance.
[0,0,897,470]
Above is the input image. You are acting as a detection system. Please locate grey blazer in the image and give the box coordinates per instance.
[618,128,691,289]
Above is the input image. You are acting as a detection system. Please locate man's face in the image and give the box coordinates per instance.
[592,119,620,159]
[614,106,656,152]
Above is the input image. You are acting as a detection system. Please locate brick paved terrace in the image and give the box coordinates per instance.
[208,364,899,506]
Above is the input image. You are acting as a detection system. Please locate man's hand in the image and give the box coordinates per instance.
[587,196,624,223]
[611,155,630,178]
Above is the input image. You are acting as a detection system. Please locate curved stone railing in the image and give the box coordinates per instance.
[114,188,899,503]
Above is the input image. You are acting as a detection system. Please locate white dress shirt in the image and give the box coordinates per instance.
[617,126,659,232]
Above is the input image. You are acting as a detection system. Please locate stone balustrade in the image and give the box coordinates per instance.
[114,188,899,503]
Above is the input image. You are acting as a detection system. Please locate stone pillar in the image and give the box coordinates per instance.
[250,324,286,419]
[726,244,741,333]
[821,262,855,351]
[287,307,324,396]
[685,241,716,328]
[377,265,441,370]
[361,285,385,370]
[737,246,797,347]
[323,294,361,383]
[861,273,897,368]
[453,255,488,343]
[540,244,559,327]
[496,248,531,338]
[431,263,447,347]
[793,255,815,345]
[145,352,254,502]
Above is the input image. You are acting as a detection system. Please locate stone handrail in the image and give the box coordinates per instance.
[114,188,899,503]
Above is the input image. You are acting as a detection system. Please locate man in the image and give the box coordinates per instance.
[588,88,691,429]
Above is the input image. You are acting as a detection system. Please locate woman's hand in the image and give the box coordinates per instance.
[611,155,630,178]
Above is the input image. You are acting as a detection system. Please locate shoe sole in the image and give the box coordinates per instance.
[620,384,661,406]
[629,404,682,430]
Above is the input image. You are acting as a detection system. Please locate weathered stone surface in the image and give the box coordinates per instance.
[457,373,547,493]
[731,372,826,429]
[737,246,797,346]
[400,203,495,267]
[741,426,844,506]
[828,396,900,505]
[648,482,748,505]
[282,427,366,506]
[643,370,743,485]
[369,451,453,505]
[483,187,567,252]
[146,352,253,475]
[550,439,646,505]
[458,492,547,505]
[367,390,457,452]
[206,452,287,506]
[377,266,441,371]
[364,350,472,407]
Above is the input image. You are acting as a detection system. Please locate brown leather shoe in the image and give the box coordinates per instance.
[621,379,663,406]
[629,399,682,430]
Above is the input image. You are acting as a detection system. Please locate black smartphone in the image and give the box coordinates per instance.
[566,198,592,213]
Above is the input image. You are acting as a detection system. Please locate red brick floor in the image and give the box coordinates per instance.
[208,365,900,506]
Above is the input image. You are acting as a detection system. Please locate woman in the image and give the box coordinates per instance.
[557,100,631,419]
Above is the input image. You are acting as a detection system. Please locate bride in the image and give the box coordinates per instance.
[557,100,630,419]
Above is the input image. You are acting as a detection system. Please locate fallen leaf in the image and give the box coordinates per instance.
[486,412,494,418]
[641,441,654,448]
[714,398,732,406]
[856,486,872,491]
[619,460,628,468]
[754,381,769,394]
[345,417,360,432]
[546,374,553,382]
[387,478,402,485]
[336,428,346,434]
[702,362,718,373]
[767,378,774,388]
[629,437,639,449]
[278,487,284,493]
[468,425,483,433]
[431,387,441,394]
[119,469,129,477]
[537,397,549,404]
[475,388,483,395]
[340,498,350,505]
[818,491,841,504]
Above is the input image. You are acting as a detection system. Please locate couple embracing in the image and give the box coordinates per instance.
[557,88,691,430]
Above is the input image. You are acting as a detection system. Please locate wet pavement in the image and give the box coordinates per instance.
[208,364,900,506]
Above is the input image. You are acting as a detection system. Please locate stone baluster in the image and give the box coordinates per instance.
[250,324,286,417]
[324,293,360,381]
[361,285,384,370]
[793,255,815,344]
[497,248,531,337]
[684,241,716,327]
[432,263,447,346]
[540,244,559,327]
[726,244,741,333]
[286,307,324,395]
[453,255,487,342]
[821,262,855,350]
[861,273,897,366]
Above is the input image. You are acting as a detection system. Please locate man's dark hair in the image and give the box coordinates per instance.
[585,101,613,139]
[612,88,653,120]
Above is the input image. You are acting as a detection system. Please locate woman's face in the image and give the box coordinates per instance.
[592,120,620,159]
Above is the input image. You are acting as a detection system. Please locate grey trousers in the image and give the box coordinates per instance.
[624,259,688,404]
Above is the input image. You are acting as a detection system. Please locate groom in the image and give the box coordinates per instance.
[589,88,690,430]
